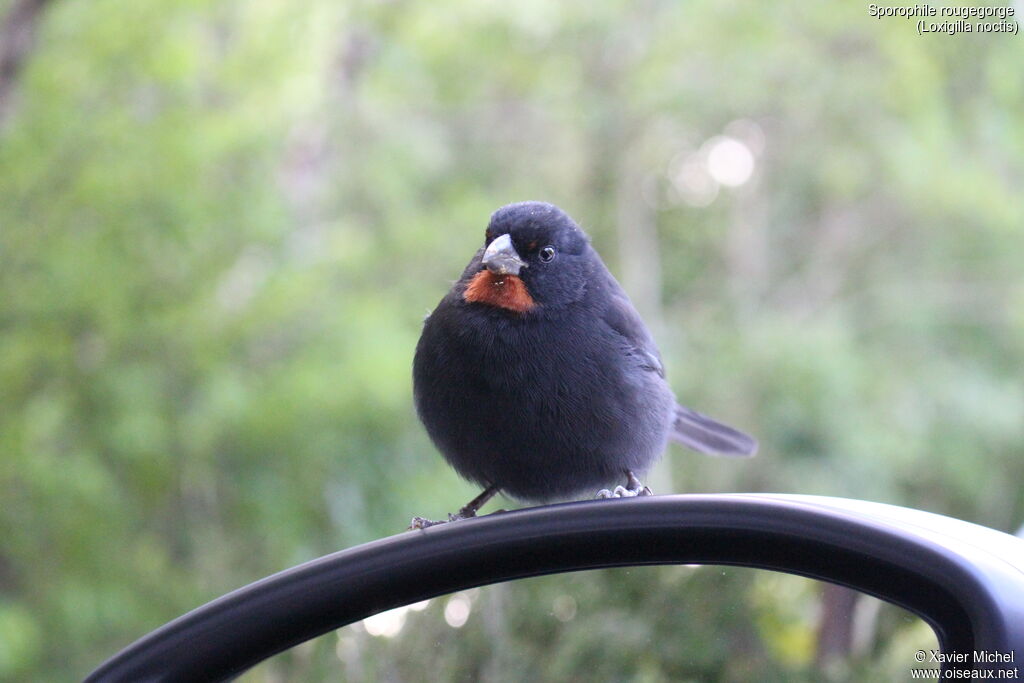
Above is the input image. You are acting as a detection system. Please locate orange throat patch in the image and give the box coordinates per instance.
[463,270,536,313]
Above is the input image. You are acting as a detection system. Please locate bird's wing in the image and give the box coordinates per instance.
[599,287,665,378]
[597,271,757,458]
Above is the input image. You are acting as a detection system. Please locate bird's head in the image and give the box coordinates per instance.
[463,201,591,313]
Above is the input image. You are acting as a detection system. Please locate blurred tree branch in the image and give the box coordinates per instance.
[0,0,55,126]
[815,583,859,667]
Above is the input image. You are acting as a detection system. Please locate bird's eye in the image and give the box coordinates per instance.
[539,246,556,263]
[485,229,494,244]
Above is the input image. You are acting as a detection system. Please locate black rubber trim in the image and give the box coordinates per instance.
[85,494,1024,682]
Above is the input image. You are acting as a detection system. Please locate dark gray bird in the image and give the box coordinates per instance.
[411,202,755,527]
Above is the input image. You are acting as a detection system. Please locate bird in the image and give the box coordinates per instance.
[410,201,756,528]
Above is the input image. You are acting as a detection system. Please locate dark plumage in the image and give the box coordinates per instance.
[412,201,755,512]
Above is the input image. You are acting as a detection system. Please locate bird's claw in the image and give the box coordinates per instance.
[408,515,445,530]
[407,507,508,531]
[408,511,467,530]
[595,471,653,499]
[407,486,504,531]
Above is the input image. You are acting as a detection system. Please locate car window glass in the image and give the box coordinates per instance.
[242,565,938,681]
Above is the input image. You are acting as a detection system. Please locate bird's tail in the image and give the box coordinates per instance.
[670,404,758,457]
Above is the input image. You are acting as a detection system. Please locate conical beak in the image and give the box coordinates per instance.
[482,234,527,276]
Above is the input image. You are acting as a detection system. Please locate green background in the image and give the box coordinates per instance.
[1,0,1022,680]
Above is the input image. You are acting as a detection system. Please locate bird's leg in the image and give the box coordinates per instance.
[595,470,654,499]
[624,470,653,496]
[456,484,501,518]
[409,484,501,530]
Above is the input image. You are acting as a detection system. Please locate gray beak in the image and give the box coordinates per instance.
[482,233,527,276]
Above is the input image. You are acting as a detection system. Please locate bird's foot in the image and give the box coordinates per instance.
[595,470,653,499]
[407,485,501,531]
[407,507,508,530]
[408,511,470,530]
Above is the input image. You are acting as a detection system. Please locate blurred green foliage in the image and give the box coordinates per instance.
[1,0,1022,680]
